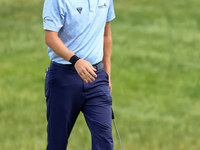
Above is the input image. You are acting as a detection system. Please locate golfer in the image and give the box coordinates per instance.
[43,0,115,149]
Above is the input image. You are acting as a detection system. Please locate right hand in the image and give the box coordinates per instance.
[74,59,97,83]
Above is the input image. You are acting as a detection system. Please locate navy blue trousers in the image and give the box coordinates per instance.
[45,62,113,150]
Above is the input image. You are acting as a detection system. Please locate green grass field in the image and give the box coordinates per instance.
[1,0,200,149]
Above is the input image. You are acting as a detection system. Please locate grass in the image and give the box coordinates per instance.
[0,0,200,149]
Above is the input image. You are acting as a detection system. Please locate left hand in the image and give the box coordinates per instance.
[108,76,112,94]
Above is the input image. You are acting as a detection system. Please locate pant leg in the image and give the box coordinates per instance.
[82,69,113,150]
[45,63,85,150]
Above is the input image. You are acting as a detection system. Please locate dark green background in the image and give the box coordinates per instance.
[0,0,200,149]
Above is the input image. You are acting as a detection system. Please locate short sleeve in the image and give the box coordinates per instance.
[107,0,116,22]
[43,0,66,32]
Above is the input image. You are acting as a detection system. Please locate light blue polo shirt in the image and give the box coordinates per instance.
[43,0,116,65]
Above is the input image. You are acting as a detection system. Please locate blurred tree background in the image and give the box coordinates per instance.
[0,0,200,149]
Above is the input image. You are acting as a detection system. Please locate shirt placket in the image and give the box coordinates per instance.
[88,0,96,12]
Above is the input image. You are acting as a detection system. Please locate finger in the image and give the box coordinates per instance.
[109,85,112,94]
[83,79,88,83]
[88,66,97,78]
[84,71,94,82]
[79,72,89,83]
[89,63,97,72]
[80,71,93,83]
[90,70,97,78]
[87,70,97,80]
[88,74,95,81]
[86,77,93,83]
